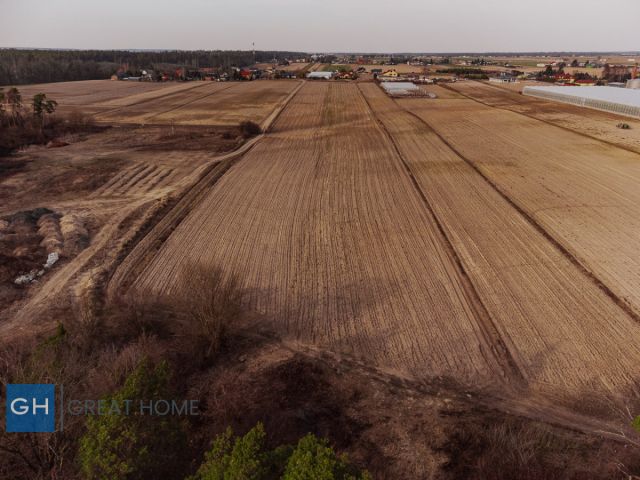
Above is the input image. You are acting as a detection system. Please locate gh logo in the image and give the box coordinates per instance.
[5,384,55,432]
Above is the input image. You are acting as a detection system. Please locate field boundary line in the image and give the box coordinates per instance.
[356,83,526,384]
[445,81,640,157]
[261,80,306,132]
[396,93,640,325]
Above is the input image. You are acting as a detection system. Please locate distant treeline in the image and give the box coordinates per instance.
[0,49,307,85]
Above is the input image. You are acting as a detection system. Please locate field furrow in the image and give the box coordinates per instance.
[361,83,640,398]
[400,92,640,322]
[131,82,505,383]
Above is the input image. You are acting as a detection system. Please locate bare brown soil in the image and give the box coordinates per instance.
[92,80,299,126]
[363,82,640,400]
[450,80,640,152]
[2,78,640,477]
[12,80,200,116]
[130,82,502,386]
[0,123,249,325]
[403,83,640,326]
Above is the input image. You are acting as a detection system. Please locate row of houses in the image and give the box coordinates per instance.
[371,69,398,78]
[550,73,598,86]
[112,65,300,82]
[488,72,600,86]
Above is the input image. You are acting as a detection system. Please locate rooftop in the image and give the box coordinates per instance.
[307,71,333,78]
[380,82,421,96]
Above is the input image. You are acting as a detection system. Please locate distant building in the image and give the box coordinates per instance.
[382,69,398,78]
[307,71,334,80]
[554,73,574,84]
[239,69,254,80]
[489,76,517,83]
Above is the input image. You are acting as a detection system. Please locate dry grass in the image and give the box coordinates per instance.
[0,260,244,478]
[439,415,638,480]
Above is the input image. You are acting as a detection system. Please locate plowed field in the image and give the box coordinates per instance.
[96,80,299,125]
[132,82,509,384]
[449,81,640,152]
[115,79,640,408]
[7,77,640,429]
[361,83,640,397]
[9,79,202,116]
[400,89,640,328]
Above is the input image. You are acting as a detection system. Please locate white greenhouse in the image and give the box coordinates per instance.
[381,82,420,96]
[523,86,640,118]
[380,82,437,98]
[306,71,334,80]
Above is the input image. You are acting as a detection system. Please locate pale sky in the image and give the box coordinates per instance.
[1,0,638,53]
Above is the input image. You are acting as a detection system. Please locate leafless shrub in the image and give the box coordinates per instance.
[0,261,243,477]
[1,107,101,155]
[85,332,165,397]
[170,263,243,365]
[239,120,262,138]
[67,293,102,351]
[0,327,86,479]
[441,415,639,480]
[64,109,95,129]
[222,130,236,140]
[105,293,173,341]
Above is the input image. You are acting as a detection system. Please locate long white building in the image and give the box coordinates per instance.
[523,85,640,118]
[306,71,334,80]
